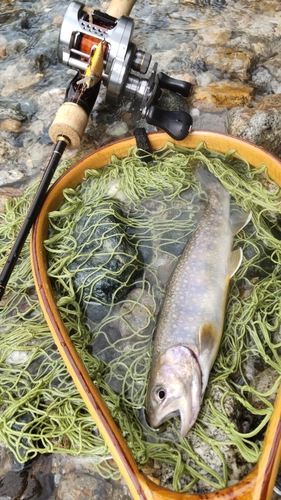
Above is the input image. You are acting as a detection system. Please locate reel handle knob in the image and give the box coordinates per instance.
[146,106,193,141]
[158,72,192,97]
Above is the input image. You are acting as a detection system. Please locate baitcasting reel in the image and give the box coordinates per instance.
[49,1,193,147]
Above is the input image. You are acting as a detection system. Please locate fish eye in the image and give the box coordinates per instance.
[156,388,166,402]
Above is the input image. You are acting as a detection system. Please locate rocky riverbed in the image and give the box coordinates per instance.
[1,0,281,498]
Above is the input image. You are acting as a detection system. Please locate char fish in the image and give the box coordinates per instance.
[146,170,250,437]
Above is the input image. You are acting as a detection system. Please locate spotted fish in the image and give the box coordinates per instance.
[146,170,251,437]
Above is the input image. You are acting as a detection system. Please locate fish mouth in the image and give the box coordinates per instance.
[149,397,183,429]
[151,409,180,428]
[179,400,197,438]
[139,408,167,433]
[159,398,196,437]
[149,401,196,438]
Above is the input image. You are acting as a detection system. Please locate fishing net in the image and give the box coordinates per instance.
[0,141,281,494]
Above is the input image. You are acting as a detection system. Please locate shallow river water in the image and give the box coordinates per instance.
[1,0,281,499]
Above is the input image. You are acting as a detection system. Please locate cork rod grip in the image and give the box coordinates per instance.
[106,0,138,17]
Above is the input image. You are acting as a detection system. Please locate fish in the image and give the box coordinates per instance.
[146,168,251,437]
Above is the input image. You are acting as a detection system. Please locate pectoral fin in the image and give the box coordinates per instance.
[227,248,243,278]
[199,322,217,354]
[199,322,218,392]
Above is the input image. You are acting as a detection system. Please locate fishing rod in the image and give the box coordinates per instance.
[0,138,68,300]
[0,0,193,300]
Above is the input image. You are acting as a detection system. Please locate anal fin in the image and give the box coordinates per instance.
[228,248,243,278]
[231,210,252,235]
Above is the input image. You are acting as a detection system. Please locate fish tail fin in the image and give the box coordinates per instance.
[194,165,224,191]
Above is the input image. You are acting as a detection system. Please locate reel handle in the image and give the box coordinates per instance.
[146,106,193,141]
[158,72,192,97]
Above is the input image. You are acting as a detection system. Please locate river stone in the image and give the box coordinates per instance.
[1,59,43,97]
[191,47,256,81]
[0,45,6,58]
[258,94,281,110]
[1,118,22,131]
[249,367,280,410]
[118,288,155,338]
[228,105,281,156]
[255,54,281,94]
[56,472,112,500]
[68,202,140,306]
[190,80,253,111]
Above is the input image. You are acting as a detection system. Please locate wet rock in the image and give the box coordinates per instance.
[192,47,256,81]
[68,202,141,306]
[1,63,43,97]
[0,99,26,121]
[254,55,281,94]
[5,38,28,56]
[36,88,65,126]
[56,472,112,500]
[25,141,52,172]
[119,288,155,338]
[258,94,281,110]
[27,119,44,137]
[33,52,51,72]
[195,70,219,87]
[6,350,31,365]
[0,139,26,186]
[0,444,15,476]
[53,14,63,25]
[228,105,281,156]
[252,66,275,94]
[198,27,231,47]
[0,470,29,499]
[191,80,253,111]
[1,118,22,132]
[0,455,54,500]
[187,386,252,493]
[51,454,133,499]
[0,45,7,58]
[0,34,7,50]
[249,367,280,410]
[192,109,228,132]
[105,120,129,138]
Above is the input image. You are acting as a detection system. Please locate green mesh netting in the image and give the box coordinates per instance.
[0,142,281,494]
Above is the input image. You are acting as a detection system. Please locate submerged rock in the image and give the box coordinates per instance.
[56,472,113,500]
[228,105,281,156]
[68,201,141,306]
[0,455,54,500]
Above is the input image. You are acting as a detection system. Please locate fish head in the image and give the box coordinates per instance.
[146,345,202,437]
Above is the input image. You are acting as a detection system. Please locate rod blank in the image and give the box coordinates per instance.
[0,139,68,300]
